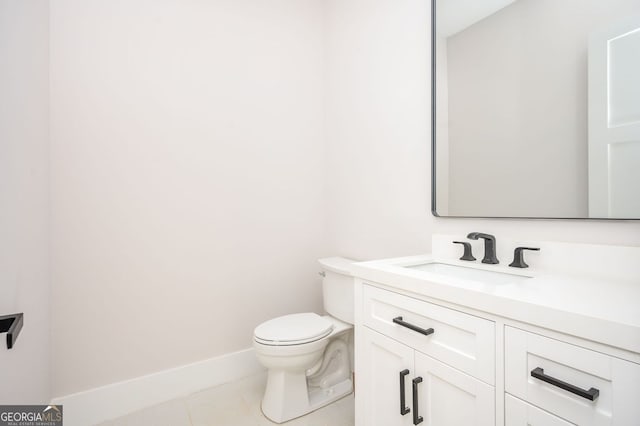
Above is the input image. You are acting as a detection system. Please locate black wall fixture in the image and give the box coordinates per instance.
[0,313,24,349]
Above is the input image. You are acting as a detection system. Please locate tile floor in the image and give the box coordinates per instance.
[97,372,355,426]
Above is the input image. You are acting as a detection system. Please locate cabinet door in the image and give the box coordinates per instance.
[359,327,414,426]
[413,351,495,426]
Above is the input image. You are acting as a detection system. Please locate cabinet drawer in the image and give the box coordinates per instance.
[505,326,640,426]
[505,394,574,425]
[362,284,495,384]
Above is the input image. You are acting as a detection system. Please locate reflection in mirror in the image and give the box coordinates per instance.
[433,0,640,219]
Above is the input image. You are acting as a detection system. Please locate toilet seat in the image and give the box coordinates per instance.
[254,313,334,346]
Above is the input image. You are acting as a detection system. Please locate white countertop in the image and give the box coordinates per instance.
[351,254,640,355]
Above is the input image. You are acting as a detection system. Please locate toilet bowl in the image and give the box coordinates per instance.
[253,257,355,424]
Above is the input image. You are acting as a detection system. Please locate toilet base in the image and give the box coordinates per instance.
[308,377,353,412]
[261,374,352,424]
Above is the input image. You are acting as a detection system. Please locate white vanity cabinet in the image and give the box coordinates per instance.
[357,285,496,426]
[353,239,640,426]
[355,282,640,426]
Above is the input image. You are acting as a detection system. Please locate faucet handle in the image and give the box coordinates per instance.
[509,247,540,268]
[453,241,476,261]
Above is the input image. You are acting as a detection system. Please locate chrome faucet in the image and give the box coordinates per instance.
[467,232,499,264]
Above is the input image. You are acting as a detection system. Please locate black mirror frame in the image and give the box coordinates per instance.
[429,0,636,221]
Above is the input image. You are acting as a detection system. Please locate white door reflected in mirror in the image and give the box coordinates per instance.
[588,18,640,218]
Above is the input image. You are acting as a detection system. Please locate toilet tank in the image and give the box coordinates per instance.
[318,257,356,324]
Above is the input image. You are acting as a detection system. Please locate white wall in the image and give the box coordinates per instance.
[325,0,434,260]
[0,0,50,403]
[50,0,327,397]
[324,0,640,262]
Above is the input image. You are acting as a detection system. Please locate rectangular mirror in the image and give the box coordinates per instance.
[432,0,640,219]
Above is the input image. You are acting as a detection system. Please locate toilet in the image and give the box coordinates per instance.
[253,257,355,424]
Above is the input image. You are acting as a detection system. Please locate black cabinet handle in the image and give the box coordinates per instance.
[393,317,434,336]
[412,377,424,425]
[399,369,411,415]
[531,367,599,401]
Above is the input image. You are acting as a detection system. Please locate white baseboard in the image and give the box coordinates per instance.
[51,348,265,426]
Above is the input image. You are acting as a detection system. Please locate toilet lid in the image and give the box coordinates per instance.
[254,313,333,345]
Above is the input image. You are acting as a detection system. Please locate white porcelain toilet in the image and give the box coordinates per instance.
[253,257,355,424]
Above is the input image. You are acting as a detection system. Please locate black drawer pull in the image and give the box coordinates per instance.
[531,367,600,401]
[393,317,434,336]
[399,369,410,415]
[412,377,424,425]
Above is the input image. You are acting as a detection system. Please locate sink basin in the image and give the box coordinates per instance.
[405,262,530,285]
